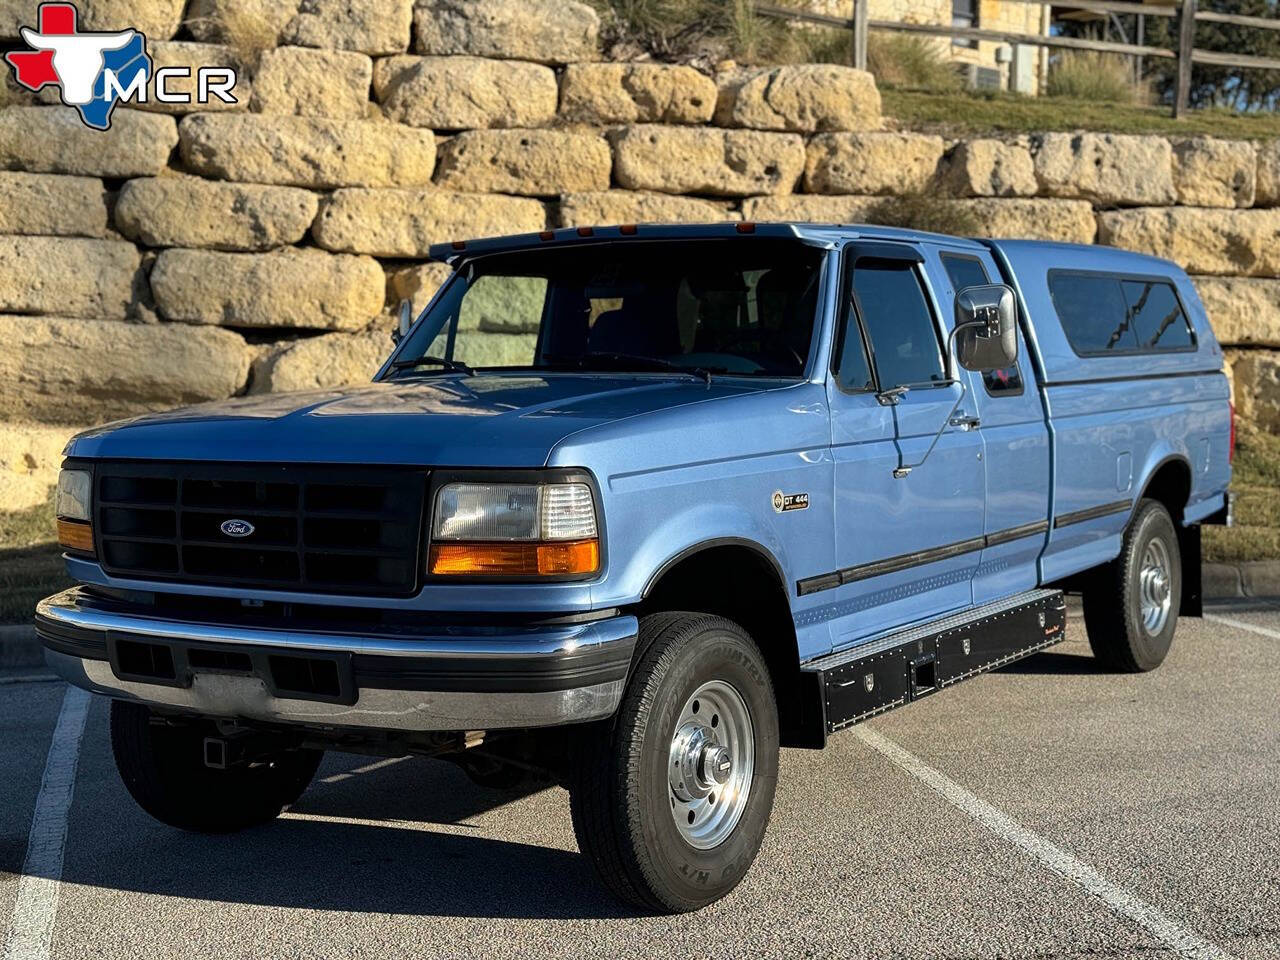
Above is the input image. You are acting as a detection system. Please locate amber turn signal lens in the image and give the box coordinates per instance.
[57,519,94,554]
[429,539,599,576]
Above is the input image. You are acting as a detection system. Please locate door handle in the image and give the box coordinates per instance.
[948,412,981,430]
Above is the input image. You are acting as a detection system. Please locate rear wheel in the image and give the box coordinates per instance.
[110,700,323,833]
[1083,499,1181,672]
[569,612,779,913]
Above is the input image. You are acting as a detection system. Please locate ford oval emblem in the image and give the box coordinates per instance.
[220,519,255,538]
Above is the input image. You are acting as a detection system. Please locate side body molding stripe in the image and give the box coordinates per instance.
[1052,499,1131,529]
[796,519,1052,597]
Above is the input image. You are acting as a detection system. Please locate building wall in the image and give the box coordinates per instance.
[801,0,1049,93]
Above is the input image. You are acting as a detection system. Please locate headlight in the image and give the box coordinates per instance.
[55,468,94,554]
[56,469,91,521]
[429,481,599,577]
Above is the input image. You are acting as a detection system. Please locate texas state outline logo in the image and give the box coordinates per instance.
[4,2,151,130]
[5,1,239,131]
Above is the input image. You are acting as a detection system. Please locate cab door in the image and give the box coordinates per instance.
[936,250,1051,604]
[823,243,986,650]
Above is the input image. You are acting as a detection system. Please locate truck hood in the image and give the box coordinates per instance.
[65,374,766,466]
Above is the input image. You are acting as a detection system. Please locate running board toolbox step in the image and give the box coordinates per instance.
[802,589,1067,737]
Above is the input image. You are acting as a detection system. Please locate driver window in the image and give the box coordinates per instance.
[852,260,946,389]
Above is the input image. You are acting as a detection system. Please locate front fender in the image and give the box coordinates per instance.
[603,500,794,607]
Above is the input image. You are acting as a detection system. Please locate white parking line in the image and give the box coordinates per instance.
[4,686,90,960]
[854,726,1235,960]
[1204,613,1280,641]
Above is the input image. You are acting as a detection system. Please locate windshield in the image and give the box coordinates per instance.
[387,239,824,380]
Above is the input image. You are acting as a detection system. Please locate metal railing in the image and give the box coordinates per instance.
[753,0,1280,117]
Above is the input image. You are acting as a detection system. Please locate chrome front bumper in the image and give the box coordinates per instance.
[37,588,637,732]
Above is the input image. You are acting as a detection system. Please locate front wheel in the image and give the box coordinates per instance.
[1083,498,1182,672]
[110,700,323,833]
[570,612,779,913]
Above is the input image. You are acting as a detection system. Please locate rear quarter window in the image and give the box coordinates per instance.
[941,253,1023,396]
[1048,270,1196,356]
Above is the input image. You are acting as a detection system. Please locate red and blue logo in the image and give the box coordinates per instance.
[4,2,151,130]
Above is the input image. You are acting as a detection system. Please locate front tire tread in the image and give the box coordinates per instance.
[570,611,778,913]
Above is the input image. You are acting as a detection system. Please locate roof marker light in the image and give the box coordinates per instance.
[577,227,593,237]
[736,222,756,234]
[451,240,466,250]
[539,231,555,241]
[620,224,637,235]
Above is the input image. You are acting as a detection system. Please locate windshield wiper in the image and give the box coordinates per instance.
[544,351,717,386]
[387,355,474,376]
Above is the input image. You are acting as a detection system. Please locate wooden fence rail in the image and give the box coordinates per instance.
[752,0,1280,118]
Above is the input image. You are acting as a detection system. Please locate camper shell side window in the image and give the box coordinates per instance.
[1047,269,1197,358]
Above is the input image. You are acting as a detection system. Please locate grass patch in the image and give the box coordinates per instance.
[218,7,278,65]
[882,89,1280,140]
[587,0,803,63]
[868,32,961,93]
[1204,424,1280,563]
[0,496,70,625]
[1203,525,1280,564]
[183,0,280,66]
[864,193,983,235]
[1232,422,1280,489]
[1046,51,1147,104]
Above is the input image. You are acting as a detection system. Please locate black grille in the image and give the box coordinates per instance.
[94,462,428,596]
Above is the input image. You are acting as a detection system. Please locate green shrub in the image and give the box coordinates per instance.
[1046,51,1145,104]
[0,496,71,624]
[1234,420,1280,488]
[791,26,854,64]
[586,0,701,45]
[588,0,841,64]
[1203,421,1280,563]
[864,195,982,236]
[867,32,961,92]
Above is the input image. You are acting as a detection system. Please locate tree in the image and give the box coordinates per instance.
[1145,0,1280,110]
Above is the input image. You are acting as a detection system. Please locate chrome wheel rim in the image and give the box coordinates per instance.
[667,679,754,850]
[1138,537,1173,636]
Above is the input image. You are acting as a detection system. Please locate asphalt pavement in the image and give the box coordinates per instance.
[2,601,1278,960]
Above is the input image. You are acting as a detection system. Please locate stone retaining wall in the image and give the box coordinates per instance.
[1,0,1278,508]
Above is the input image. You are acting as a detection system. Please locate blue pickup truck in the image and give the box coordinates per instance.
[37,222,1232,912]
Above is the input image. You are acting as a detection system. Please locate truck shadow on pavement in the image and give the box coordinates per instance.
[996,649,1108,675]
[61,746,645,920]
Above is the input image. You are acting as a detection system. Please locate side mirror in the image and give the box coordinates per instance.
[392,298,413,345]
[954,284,1018,372]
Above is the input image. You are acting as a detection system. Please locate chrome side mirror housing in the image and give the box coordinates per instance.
[954,284,1018,372]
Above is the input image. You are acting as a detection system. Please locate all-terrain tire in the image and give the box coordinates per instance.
[569,612,779,913]
[1083,498,1181,673]
[110,700,323,833]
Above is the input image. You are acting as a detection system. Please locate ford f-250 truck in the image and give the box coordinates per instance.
[37,222,1232,913]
